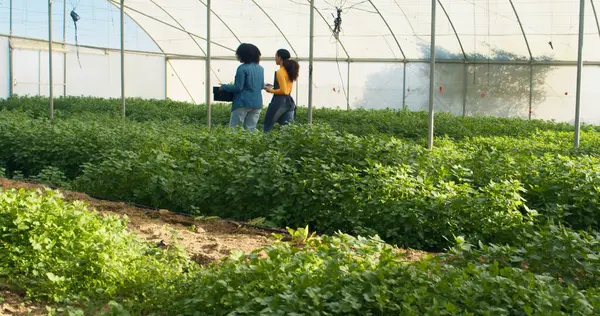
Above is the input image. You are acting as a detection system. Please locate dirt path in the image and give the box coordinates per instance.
[1,178,275,315]
[0,178,274,265]
[0,290,47,316]
[0,178,429,315]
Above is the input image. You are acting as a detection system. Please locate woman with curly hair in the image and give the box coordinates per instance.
[263,49,299,132]
[220,43,265,131]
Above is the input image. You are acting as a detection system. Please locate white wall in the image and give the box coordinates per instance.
[0,37,8,99]
[5,36,166,100]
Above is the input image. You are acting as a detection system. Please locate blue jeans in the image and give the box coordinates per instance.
[229,107,261,131]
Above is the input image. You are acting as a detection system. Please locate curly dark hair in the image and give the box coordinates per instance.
[276,49,299,82]
[236,43,261,64]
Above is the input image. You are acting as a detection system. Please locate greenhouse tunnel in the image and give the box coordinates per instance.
[2,0,600,146]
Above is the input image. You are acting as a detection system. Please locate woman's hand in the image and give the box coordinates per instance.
[264,87,273,93]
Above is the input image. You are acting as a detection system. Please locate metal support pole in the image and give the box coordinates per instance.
[295,80,299,105]
[307,0,315,124]
[8,0,14,97]
[164,58,168,100]
[463,63,467,116]
[49,0,54,120]
[402,63,407,109]
[39,52,42,96]
[427,0,437,150]
[63,0,67,96]
[574,0,585,149]
[528,64,533,120]
[206,0,212,128]
[120,0,126,117]
[346,61,351,110]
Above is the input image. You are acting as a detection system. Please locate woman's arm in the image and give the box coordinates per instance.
[221,66,246,93]
[267,69,289,95]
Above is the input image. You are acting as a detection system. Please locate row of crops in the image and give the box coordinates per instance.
[1,96,600,314]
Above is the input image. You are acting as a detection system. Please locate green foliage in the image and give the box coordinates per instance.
[3,95,596,139]
[1,98,600,249]
[0,189,599,315]
[0,188,194,311]
[448,224,600,289]
[152,233,600,315]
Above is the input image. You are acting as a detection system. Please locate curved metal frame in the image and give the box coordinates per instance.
[508,0,533,60]
[107,0,235,52]
[106,0,165,54]
[167,59,197,104]
[367,0,406,61]
[148,0,223,84]
[252,0,299,57]
[150,0,207,55]
[437,0,467,61]
[508,0,534,120]
[198,0,241,44]
[591,0,600,41]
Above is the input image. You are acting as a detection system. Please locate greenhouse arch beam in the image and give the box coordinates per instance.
[198,0,242,44]
[105,0,164,54]
[590,0,600,41]
[437,0,467,61]
[251,0,299,57]
[509,0,534,119]
[367,0,406,61]
[149,0,206,55]
[508,0,533,60]
[108,0,235,53]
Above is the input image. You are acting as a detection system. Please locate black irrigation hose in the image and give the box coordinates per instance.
[3,179,288,235]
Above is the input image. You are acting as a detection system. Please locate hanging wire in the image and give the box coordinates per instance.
[335,43,348,104]
[472,1,477,84]
[487,0,491,87]
[70,0,82,68]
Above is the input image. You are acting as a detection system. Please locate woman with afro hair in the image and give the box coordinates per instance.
[220,43,265,131]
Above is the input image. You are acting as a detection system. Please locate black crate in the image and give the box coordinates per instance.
[213,86,234,102]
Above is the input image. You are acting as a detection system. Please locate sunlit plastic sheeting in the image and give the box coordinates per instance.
[167,59,204,103]
[533,65,577,122]
[349,63,404,109]
[119,0,204,55]
[404,62,431,110]
[310,61,350,108]
[513,0,593,61]
[465,64,530,118]
[0,37,8,98]
[581,66,600,124]
[441,0,530,60]
[66,50,165,99]
[210,0,298,57]
[435,63,466,115]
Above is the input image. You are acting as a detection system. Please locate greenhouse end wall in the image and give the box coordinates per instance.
[4,36,165,100]
[0,37,8,99]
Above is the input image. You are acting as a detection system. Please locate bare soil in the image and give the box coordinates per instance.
[0,178,275,315]
[0,178,429,315]
[0,290,47,316]
[0,178,274,266]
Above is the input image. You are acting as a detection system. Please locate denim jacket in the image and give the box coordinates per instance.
[221,63,264,110]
